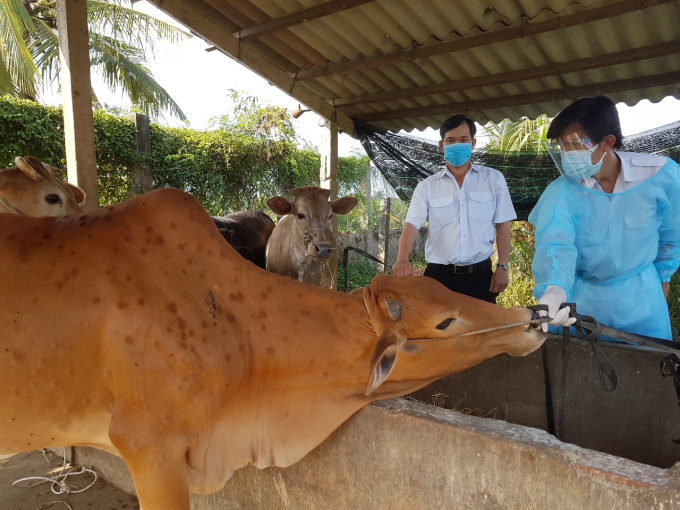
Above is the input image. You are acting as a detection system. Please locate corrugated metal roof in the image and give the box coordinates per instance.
[154,0,680,133]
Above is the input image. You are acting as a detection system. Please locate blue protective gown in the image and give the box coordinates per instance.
[529,153,680,340]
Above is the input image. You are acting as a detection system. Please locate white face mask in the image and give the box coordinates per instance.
[560,144,605,180]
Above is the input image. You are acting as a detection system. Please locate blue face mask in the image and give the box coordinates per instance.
[444,143,472,167]
[560,144,605,180]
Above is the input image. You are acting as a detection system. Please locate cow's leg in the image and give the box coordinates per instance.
[109,414,191,510]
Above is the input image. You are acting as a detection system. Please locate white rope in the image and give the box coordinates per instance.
[12,448,97,496]
[0,194,23,215]
[409,319,545,342]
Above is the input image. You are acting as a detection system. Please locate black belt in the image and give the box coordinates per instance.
[428,258,492,274]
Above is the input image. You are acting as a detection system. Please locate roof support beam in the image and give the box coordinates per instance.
[148,0,355,136]
[234,0,375,41]
[353,71,680,123]
[296,0,675,81]
[56,0,99,211]
[335,41,680,108]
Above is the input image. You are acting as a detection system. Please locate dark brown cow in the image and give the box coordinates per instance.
[0,188,544,510]
[211,211,275,268]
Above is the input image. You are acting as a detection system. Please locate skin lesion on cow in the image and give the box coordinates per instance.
[265,186,358,288]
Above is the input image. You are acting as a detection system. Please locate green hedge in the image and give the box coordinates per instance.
[0,96,319,214]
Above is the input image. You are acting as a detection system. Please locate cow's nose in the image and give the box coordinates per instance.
[314,244,332,258]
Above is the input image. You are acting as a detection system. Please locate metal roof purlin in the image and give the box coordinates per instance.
[234,0,376,41]
[355,71,680,122]
[334,41,680,108]
[294,0,675,81]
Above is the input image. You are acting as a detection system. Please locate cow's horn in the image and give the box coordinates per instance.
[14,156,44,182]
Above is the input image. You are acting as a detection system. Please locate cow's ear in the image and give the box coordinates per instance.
[44,163,62,176]
[366,331,405,396]
[266,196,292,216]
[15,156,44,182]
[66,183,86,205]
[330,196,358,216]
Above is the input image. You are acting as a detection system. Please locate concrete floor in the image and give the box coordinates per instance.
[0,450,138,510]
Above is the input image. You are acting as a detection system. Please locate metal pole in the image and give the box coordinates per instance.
[384,197,391,272]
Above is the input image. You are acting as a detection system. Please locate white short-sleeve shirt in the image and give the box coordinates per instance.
[405,163,516,265]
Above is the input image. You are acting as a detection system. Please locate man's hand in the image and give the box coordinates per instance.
[393,259,414,276]
[489,268,509,294]
[662,282,670,301]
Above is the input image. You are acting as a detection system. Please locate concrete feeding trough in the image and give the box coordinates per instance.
[70,337,680,509]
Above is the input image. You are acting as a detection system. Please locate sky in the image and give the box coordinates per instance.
[40,1,680,156]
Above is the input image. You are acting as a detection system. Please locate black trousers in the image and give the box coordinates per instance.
[424,262,497,304]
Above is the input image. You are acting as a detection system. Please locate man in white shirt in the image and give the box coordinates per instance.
[393,115,516,303]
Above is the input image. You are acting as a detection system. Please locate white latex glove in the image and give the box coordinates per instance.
[537,286,577,333]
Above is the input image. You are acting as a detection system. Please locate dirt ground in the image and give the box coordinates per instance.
[0,450,139,510]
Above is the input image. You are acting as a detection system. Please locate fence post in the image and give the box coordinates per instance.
[384,197,391,272]
[320,121,339,289]
[127,113,152,194]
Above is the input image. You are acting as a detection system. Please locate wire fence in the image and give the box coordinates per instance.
[337,195,428,273]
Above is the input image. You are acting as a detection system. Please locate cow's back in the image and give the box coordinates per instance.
[0,189,251,455]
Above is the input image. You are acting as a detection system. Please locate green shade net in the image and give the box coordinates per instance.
[356,121,680,221]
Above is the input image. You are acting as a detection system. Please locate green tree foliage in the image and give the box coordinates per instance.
[0,0,188,120]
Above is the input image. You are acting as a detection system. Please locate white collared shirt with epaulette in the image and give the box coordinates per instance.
[405,163,516,265]
[581,151,667,193]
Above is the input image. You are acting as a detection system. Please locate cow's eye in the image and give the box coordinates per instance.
[297,213,305,219]
[436,318,455,330]
[45,194,61,205]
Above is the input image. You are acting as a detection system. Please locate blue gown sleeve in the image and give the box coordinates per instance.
[529,179,579,301]
[654,160,680,282]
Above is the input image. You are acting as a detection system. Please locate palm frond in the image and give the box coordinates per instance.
[29,17,60,87]
[87,0,190,55]
[0,0,40,97]
[481,115,552,154]
[0,55,19,96]
[89,32,187,121]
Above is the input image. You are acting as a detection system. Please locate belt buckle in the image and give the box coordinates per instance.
[452,263,467,274]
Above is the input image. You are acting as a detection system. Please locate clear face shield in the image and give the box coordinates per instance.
[544,133,605,182]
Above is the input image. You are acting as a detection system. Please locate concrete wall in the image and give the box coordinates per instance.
[75,398,680,509]
[410,337,680,468]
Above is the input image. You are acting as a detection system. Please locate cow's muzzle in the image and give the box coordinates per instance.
[310,242,332,259]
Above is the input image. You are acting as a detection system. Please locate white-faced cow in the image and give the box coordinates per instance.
[266,186,358,287]
[0,188,545,510]
[211,211,275,269]
[0,156,85,216]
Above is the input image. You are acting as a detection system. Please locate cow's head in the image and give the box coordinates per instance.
[0,156,86,217]
[360,275,545,397]
[267,186,358,259]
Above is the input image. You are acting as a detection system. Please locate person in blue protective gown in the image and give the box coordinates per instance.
[530,96,680,340]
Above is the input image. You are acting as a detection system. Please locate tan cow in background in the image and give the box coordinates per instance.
[0,156,85,216]
[0,188,544,510]
[266,186,358,287]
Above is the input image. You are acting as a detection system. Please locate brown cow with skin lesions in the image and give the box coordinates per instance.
[266,186,358,287]
[0,188,545,510]
[0,156,85,216]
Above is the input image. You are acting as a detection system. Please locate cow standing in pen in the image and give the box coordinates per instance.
[266,186,358,287]
[0,188,545,510]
